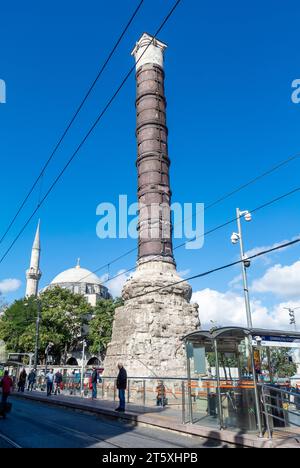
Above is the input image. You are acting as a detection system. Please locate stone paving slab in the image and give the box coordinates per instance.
[12,390,300,448]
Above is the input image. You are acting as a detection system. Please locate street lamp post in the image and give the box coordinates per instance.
[33,298,41,371]
[231,208,263,437]
[44,342,54,376]
[231,208,253,328]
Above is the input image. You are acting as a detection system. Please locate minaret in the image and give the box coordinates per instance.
[104,34,199,378]
[25,220,42,297]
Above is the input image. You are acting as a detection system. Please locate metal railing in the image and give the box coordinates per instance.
[31,374,259,428]
[259,383,300,439]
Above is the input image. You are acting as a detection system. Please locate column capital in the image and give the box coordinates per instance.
[131,32,167,71]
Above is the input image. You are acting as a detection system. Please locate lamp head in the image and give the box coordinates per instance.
[244,212,252,222]
[231,232,240,244]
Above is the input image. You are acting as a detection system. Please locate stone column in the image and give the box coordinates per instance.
[133,34,174,266]
[104,34,200,378]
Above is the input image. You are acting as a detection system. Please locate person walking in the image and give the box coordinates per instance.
[1,371,13,404]
[54,370,63,395]
[18,368,27,392]
[91,367,98,400]
[1,371,13,418]
[27,369,36,391]
[115,363,127,413]
[46,369,54,396]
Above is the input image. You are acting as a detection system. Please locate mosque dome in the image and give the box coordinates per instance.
[47,259,110,306]
[51,261,101,286]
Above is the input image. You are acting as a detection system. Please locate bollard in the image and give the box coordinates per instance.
[113,381,116,402]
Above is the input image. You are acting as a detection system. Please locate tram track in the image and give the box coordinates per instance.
[6,398,199,448]
[0,431,22,448]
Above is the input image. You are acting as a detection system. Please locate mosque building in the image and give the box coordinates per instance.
[25,221,110,305]
[25,221,111,366]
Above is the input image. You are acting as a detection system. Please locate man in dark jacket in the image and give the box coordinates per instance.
[18,368,27,392]
[91,367,98,400]
[27,369,36,391]
[54,370,63,395]
[115,363,127,412]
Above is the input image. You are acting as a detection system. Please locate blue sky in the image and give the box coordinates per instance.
[0,0,300,328]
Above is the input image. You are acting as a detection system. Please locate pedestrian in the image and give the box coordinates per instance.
[1,371,13,404]
[156,380,167,407]
[0,371,13,419]
[46,369,54,396]
[115,363,127,413]
[54,369,63,395]
[27,369,36,391]
[91,367,98,400]
[18,368,27,392]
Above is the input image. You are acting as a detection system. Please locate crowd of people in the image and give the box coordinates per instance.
[0,363,128,415]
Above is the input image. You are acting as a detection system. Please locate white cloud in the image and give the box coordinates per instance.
[228,274,242,289]
[246,234,300,265]
[101,270,131,298]
[252,259,300,299]
[192,288,299,331]
[0,278,22,294]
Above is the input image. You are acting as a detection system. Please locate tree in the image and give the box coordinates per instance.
[87,298,122,360]
[0,287,91,364]
[261,348,297,378]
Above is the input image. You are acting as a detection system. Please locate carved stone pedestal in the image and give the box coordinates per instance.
[104,262,200,377]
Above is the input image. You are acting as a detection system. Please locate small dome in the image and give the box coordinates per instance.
[51,262,101,286]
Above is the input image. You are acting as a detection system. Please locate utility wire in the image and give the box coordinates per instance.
[0,0,145,246]
[130,237,300,300]
[76,153,300,283]
[0,0,183,266]
[100,184,300,286]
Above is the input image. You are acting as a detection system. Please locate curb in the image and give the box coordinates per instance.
[11,392,295,448]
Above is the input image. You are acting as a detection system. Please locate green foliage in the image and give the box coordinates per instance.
[0,287,91,364]
[87,297,122,359]
[261,348,297,378]
[207,352,238,369]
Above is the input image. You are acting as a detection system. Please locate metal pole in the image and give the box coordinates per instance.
[261,384,272,439]
[186,345,193,424]
[181,380,186,424]
[143,379,146,406]
[80,341,86,397]
[266,347,273,383]
[29,353,34,372]
[249,335,263,438]
[45,350,48,377]
[34,299,41,371]
[214,338,224,429]
[236,208,253,329]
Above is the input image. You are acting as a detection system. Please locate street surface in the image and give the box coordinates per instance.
[0,397,235,448]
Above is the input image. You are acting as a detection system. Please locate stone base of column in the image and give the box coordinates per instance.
[103,262,200,378]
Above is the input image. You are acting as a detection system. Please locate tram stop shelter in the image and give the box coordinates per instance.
[183,327,300,438]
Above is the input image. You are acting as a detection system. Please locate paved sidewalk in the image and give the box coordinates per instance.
[12,390,300,448]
